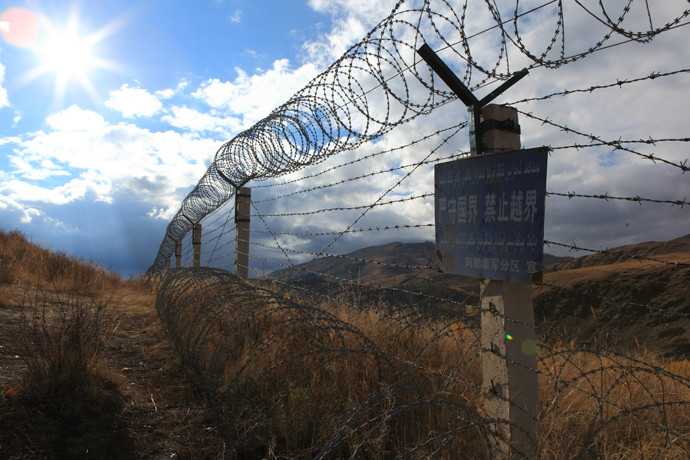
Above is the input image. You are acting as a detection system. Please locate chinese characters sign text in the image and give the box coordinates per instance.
[435,148,548,282]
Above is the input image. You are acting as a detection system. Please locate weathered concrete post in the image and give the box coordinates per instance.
[175,240,182,268]
[235,187,251,280]
[418,43,538,459]
[480,104,538,459]
[193,222,202,268]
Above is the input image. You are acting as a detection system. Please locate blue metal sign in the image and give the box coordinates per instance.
[435,147,548,282]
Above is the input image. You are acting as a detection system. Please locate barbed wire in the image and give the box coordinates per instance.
[253,122,466,190]
[253,128,464,204]
[518,110,690,172]
[250,223,436,238]
[246,238,436,271]
[543,240,690,268]
[148,1,690,458]
[546,191,689,208]
[509,68,690,105]
[148,0,690,271]
[548,138,690,151]
[254,193,433,218]
[151,265,690,459]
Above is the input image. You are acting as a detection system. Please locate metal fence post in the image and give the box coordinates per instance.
[235,187,251,280]
[480,104,538,459]
[193,222,202,268]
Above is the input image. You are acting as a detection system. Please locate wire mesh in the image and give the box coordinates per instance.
[148,0,690,458]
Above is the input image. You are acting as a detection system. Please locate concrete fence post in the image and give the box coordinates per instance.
[193,222,202,268]
[480,104,539,459]
[235,187,251,280]
[175,240,182,268]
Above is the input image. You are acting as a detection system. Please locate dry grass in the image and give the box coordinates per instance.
[156,270,487,458]
[155,269,690,459]
[14,289,116,397]
[539,347,690,459]
[0,228,139,458]
[0,228,122,298]
[0,229,233,459]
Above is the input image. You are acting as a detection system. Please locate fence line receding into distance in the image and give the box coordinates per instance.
[148,1,690,459]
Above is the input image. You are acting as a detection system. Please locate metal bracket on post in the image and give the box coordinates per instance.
[417,43,527,156]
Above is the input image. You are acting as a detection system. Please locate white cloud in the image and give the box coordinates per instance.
[192,59,320,126]
[307,0,394,19]
[0,194,70,230]
[161,106,241,134]
[0,62,9,109]
[156,80,189,99]
[147,206,170,219]
[2,105,221,215]
[1,171,111,205]
[46,105,107,131]
[229,10,242,23]
[8,155,70,181]
[20,208,41,224]
[303,0,397,65]
[105,83,163,118]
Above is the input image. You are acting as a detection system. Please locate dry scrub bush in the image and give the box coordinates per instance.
[14,289,119,412]
[2,287,126,459]
[155,268,490,459]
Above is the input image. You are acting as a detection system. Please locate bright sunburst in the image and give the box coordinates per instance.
[37,21,97,83]
[2,6,120,104]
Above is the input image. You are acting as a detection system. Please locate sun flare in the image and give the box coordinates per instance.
[37,24,96,82]
[1,7,121,104]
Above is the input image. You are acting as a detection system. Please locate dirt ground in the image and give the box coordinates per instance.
[0,283,226,460]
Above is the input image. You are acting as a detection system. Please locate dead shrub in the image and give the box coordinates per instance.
[13,288,120,419]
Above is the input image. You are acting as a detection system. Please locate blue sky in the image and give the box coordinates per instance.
[1,0,688,277]
[0,0,342,275]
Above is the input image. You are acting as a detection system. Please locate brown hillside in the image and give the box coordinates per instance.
[547,234,689,271]
[271,236,689,356]
[536,236,689,356]
[272,241,571,287]
[0,229,224,459]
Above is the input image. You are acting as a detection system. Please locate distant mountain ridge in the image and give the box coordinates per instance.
[271,241,572,287]
[271,235,689,356]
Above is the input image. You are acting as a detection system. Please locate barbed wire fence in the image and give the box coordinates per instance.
[148,1,690,458]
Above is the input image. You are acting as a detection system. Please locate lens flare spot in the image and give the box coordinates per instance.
[521,339,537,356]
[0,7,39,48]
[505,334,514,341]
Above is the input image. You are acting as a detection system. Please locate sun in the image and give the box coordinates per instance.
[37,22,97,83]
[2,7,121,104]
[29,15,110,102]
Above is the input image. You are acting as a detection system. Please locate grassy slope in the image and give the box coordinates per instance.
[536,235,690,355]
[0,229,224,460]
[1,229,687,458]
